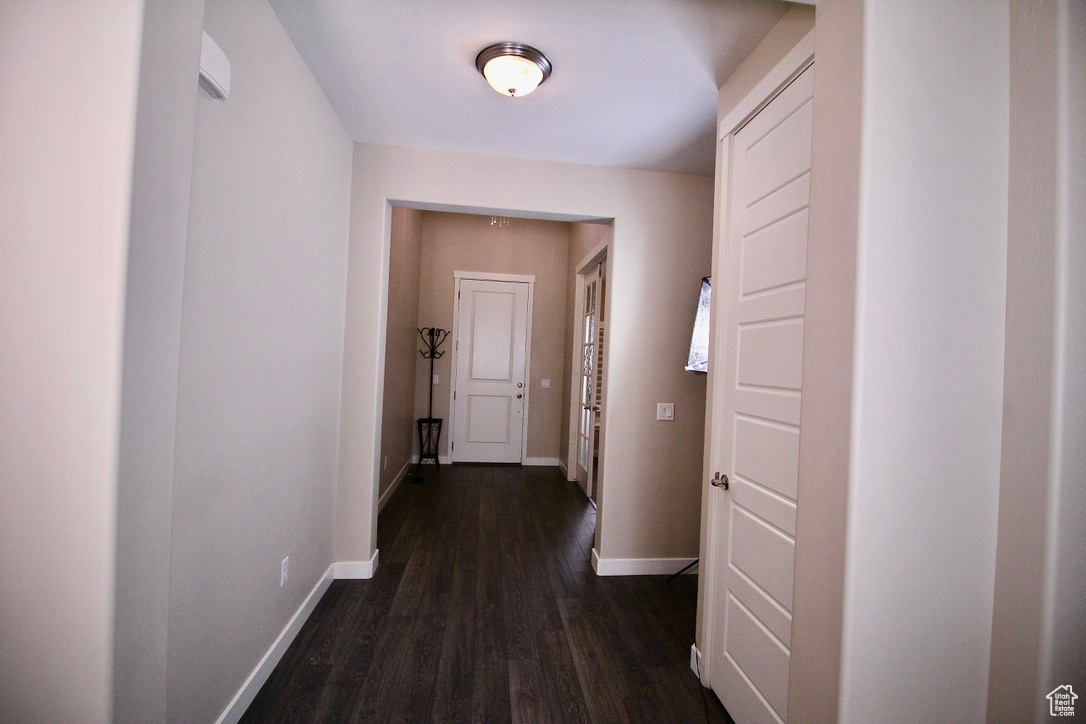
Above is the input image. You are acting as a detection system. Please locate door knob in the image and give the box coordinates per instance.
[517,393,523,399]
[517,382,523,388]
[710,472,730,490]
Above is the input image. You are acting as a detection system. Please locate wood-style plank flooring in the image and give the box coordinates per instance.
[242,464,733,723]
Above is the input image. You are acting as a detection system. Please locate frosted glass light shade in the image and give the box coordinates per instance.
[475,43,552,98]
[483,55,544,97]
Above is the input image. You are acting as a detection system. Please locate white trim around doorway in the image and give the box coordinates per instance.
[565,241,609,485]
[699,27,814,688]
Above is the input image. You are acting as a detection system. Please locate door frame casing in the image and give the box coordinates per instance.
[697,29,814,686]
[565,241,609,489]
[448,270,535,464]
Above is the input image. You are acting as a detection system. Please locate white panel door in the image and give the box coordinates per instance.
[451,278,529,463]
[707,63,813,723]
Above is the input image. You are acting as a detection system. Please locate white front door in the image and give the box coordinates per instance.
[576,263,601,497]
[451,277,530,463]
[706,63,813,723]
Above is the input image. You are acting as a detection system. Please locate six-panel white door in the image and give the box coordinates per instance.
[451,278,529,463]
[707,63,813,723]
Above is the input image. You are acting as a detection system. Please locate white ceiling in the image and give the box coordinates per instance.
[268,0,790,177]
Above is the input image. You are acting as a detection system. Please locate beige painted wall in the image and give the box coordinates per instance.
[788,6,857,723]
[166,1,352,721]
[1045,0,1086,693]
[787,5,852,722]
[414,212,570,462]
[989,2,1086,720]
[338,144,712,567]
[986,2,1059,718]
[0,3,143,721]
[834,2,1008,717]
[560,222,613,478]
[380,208,423,499]
[716,4,815,125]
[780,1,1009,720]
[114,0,205,721]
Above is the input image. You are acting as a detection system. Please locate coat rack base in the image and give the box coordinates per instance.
[414,417,443,480]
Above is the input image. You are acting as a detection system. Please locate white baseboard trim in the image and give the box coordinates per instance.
[524,456,561,467]
[558,457,568,477]
[591,549,698,577]
[690,643,704,682]
[334,550,379,579]
[378,460,413,512]
[214,564,335,724]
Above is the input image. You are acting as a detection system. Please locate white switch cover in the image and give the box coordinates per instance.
[433,374,439,385]
[657,403,675,421]
[280,556,289,587]
[541,379,551,388]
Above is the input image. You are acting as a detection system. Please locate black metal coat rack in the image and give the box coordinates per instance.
[415,327,448,478]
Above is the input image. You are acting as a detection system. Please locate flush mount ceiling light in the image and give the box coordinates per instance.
[475,42,552,98]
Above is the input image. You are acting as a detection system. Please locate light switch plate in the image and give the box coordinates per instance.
[433,374,439,385]
[657,403,675,421]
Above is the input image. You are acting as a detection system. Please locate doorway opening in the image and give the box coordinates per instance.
[377,208,612,514]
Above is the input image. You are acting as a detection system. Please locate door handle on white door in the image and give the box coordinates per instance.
[517,393,523,399]
[710,472,730,490]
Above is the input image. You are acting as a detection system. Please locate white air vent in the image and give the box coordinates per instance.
[199,31,230,99]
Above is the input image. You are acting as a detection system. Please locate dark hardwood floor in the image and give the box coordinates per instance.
[242,464,733,723]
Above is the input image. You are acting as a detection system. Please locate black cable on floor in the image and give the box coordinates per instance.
[665,558,699,583]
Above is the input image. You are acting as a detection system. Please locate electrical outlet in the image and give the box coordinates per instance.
[541,378,551,389]
[433,374,439,385]
[280,556,289,587]
[657,403,675,421]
